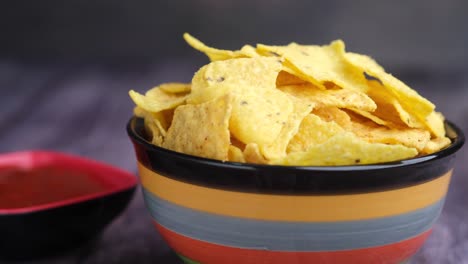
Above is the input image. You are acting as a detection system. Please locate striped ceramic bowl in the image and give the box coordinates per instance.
[127,117,464,264]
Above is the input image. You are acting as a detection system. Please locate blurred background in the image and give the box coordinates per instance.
[1,0,468,71]
[1,1,467,263]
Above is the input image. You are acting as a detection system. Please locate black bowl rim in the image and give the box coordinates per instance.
[127,116,464,172]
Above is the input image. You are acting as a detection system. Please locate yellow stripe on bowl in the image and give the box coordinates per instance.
[138,162,451,222]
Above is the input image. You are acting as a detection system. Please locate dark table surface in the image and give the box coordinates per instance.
[0,60,467,264]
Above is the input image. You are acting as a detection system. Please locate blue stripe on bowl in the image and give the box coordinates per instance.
[142,188,443,252]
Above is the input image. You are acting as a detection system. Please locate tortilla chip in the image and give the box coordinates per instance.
[162,95,233,161]
[279,84,376,111]
[188,57,282,104]
[344,52,435,125]
[230,86,293,146]
[257,40,369,92]
[183,33,245,61]
[158,83,191,94]
[347,111,431,151]
[244,143,268,164]
[421,137,451,155]
[144,117,165,146]
[276,71,308,86]
[348,109,391,127]
[312,107,352,128]
[366,85,424,128]
[261,98,314,160]
[425,111,446,138]
[276,132,418,166]
[345,52,385,73]
[228,145,246,163]
[129,88,188,113]
[287,114,345,153]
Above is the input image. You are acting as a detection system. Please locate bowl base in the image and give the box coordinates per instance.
[176,253,412,264]
[178,254,200,264]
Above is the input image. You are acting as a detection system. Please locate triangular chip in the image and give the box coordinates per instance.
[230,86,294,146]
[257,40,369,92]
[133,106,147,118]
[279,84,376,111]
[276,132,418,166]
[183,33,257,61]
[421,137,451,155]
[244,143,268,164]
[188,57,282,104]
[228,145,245,163]
[364,84,421,127]
[189,66,233,104]
[158,83,191,94]
[129,87,188,113]
[133,106,172,139]
[276,71,308,86]
[346,111,431,151]
[345,52,385,73]
[183,33,243,61]
[261,98,314,160]
[312,107,352,128]
[144,117,165,146]
[239,45,262,57]
[162,95,233,161]
[344,51,435,126]
[348,109,391,127]
[425,111,446,138]
[287,114,345,153]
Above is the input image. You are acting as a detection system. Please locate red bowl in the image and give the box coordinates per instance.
[0,151,138,260]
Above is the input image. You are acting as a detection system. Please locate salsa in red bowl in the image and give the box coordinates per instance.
[0,151,137,260]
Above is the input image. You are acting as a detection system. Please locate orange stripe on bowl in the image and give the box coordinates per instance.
[139,162,451,222]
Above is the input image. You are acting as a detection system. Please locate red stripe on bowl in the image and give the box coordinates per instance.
[155,222,430,264]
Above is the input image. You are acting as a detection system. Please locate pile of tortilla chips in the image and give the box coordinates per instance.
[129,33,451,166]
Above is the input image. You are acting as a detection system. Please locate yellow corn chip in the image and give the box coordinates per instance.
[279,84,376,111]
[189,66,233,104]
[257,40,369,92]
[276,132,418,166]
[344,52,435,126]
[345,52,384,73]
[261,98,314,160]
[347,112,431,151]
[162,95,232,161]
[348,109,391,127]
[188,57,282,104]
[230,86,293,146]
[133,106,147,118]
[228,145,246,163]
[129,88,188,113]
[366,85,424,128]
[312,107,352,128]
[183,33,257,61]
[421,137,451,155]
[183,33,244,61]
[287,114,345,153]
[425,111,446,138]
[158,83,191,94]
[203,57,281,88]
[144,117,165,146]
[244,143,268,164]
[276,71,308,86]
[134,106,169,137]
[239,45,261,57]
